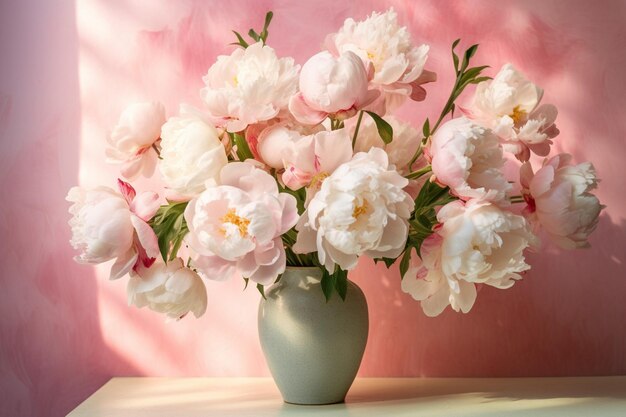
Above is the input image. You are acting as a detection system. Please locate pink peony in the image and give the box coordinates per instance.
[281,128,353,191]
[66,179,161,280]
[105,102,166,180]
[520,154,603,249]
[184,162,298,285]
[289,51,379,125]
[429,117,511,204]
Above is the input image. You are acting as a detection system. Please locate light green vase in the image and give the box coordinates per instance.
[258,267,369,405]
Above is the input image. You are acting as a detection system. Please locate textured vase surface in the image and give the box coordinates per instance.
[258,267,369,405]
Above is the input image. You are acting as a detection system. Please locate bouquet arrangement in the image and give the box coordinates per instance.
[67,9,603,320]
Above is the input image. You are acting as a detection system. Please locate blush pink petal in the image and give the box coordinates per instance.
[288,93,327,125]
[131,191,161,221]
[130,214,160,260]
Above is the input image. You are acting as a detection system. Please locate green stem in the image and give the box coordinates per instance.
[405,165,432,180]
[230,131,254,161]
[431,79,460,134]
[351,110,364,149]
[407,146,423,171]
[151,142,161,158]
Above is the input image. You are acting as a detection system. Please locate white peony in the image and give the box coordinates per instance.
[401,200,536,317]
[429,117,511,204]
[201,42,300,132]
[67,186,135,264]
[66,180,161,280]
[159,106,228,199]
[352,115,420,173]
[105,102,166,180]
[293,148,414,271]
[127,258,207,319]
[464,63,559,161]
[327,8,434,112]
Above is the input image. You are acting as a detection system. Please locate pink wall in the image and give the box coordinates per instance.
[1,1,625,416]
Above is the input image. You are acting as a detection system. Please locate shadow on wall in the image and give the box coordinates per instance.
[353,215,625,378]
[0,2,140,417]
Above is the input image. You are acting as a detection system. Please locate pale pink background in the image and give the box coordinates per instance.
[1,1,625,416]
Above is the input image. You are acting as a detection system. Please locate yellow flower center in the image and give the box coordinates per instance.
[509,105,526,126]
[309,171,330,190]
[233,76,239,87]
[367,51,375,60]
[221,208,250,237]
[353,200,368,219]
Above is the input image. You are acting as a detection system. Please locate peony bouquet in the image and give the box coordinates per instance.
[67,9,603,320]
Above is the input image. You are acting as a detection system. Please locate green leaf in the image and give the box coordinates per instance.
[257,283,266,300]
[334,269,348,301]
[399,250,412,279]
[320,269,335,302]
[365,111,393,144]
[451,38,461,74]
[422,118,430,138]
[168,233,185,261]
[460,65,489,82]
[243,277,250,290]
[231,30,249,48]
[381,257,396,268]
[469,76,491,84]
[248,29,260,42]
[460,44,479,73]
[260,11,273,42]
[230,132,254,161]
[148,201,189,263]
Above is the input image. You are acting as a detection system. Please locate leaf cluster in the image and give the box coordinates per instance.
[429,39,491,134]
[320,266,349,302]
[232,11,274,48]
[148,201,189,263]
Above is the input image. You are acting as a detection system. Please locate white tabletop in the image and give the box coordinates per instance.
[67,376,626,416]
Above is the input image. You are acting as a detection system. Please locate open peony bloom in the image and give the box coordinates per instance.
[401,199,536,317]
[159,106,228,199]
[66,179,161,280]
[201,42,299,132]
[520,154,603,249]
[105,102,166,180]
[184,162,298,285]
[127,258,208,320]
[429,117,511,204]
[326,8,435,114]
[281,128,353,191]
[293,148,414,271]
[463,63,559,162]
[351,115,420,174]
[289,51,379,125]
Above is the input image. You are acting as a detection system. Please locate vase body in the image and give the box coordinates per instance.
[258,267,369,405]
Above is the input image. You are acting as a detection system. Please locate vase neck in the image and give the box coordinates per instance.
[282,267,323,284]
